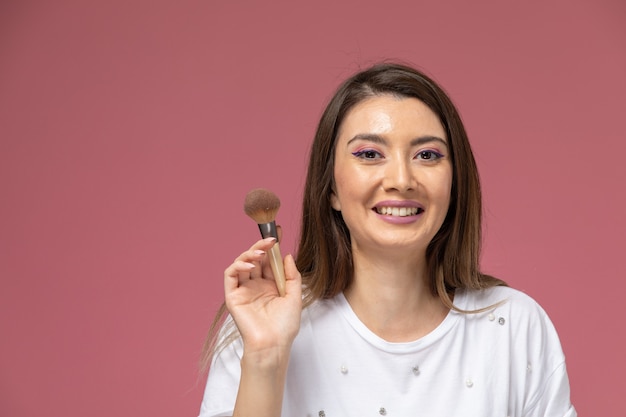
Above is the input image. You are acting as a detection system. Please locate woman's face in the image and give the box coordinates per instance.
[331,94,452,257]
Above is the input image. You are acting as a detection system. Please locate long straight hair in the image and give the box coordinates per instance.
[297,62,505,307]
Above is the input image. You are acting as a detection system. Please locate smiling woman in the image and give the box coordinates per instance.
[331,95,452,259]
[198,63,577,417]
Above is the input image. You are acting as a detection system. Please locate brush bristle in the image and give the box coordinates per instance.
[244,188,281,224]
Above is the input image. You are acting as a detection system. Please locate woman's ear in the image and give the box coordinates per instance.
[330,191,341,211]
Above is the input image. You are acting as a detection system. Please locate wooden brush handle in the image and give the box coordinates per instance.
[268,242,286,297]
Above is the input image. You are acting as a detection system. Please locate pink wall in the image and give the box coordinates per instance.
[1,0,624,415]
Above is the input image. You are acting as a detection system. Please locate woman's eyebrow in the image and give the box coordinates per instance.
[411,136,448,147]
[346,133,387,146]
[346,134,448,147]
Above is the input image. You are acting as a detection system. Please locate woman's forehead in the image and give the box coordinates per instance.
[337,95,446,143]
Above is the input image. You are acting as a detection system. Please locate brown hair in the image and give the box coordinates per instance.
[200,62,505,371]
[297,62,505,307]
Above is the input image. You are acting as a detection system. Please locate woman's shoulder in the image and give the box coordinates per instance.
[301,293,344,323]
[457,285,564,348]
[458,285,548,316]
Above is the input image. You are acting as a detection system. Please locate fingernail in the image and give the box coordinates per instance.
[254,250,265,255]
[244,262,255,268]
[264,237,277,243]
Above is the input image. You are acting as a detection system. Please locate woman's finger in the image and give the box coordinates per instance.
[224,260,255,293]
[225,237,278,290]
[283,254,303,296]
[249,249,265,280]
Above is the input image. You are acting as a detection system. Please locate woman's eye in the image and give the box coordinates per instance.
[352,150,382,159]
[416,150,443,160]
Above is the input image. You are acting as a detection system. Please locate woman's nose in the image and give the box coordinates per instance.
[382,159,416,192]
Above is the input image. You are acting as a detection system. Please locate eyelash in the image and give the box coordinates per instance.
[351,149,444,161]
[416,150,444,160]
[352,149,382,159]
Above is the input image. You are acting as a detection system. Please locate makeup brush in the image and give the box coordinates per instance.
[243,188,286,296]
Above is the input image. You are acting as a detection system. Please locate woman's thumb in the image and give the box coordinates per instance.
[283,254,301,280]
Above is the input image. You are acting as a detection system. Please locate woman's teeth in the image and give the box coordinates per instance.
[376,207,420,217]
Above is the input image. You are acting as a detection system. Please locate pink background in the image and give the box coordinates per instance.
[1,0,624,415]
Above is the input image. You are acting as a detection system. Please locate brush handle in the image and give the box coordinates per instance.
[268,242,286,297]
[256,220,286,296]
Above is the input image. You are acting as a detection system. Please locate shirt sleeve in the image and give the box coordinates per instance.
[198,326,243,417]
[524,361,577,417]
[509,291,577,417]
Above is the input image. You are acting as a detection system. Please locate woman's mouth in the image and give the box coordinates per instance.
[375,206,423,217]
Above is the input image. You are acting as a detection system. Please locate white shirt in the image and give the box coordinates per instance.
[200,286,576,417]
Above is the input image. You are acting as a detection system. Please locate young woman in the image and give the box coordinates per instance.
[199,63,576,417]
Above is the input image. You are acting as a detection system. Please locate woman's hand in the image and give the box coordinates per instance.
[224,236,303,356]
[224,236,302,416]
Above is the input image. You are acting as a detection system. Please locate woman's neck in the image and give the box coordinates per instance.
[344,246,449,342]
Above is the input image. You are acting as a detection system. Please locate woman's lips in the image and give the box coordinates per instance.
[373,201,424,224]
[375,206,422,217]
